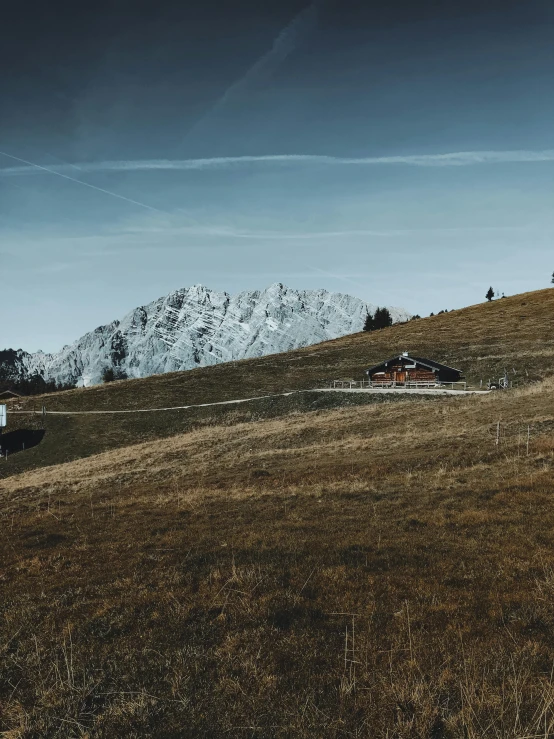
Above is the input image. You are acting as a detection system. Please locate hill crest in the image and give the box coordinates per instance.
[6,287,554,415]
[2,283,410,388]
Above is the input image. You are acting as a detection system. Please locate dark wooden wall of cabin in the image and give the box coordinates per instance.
[369,362,436,383]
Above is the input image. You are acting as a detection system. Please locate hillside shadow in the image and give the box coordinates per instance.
[0,429,45,456]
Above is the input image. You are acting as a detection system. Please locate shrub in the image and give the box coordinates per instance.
[103,367,128,383]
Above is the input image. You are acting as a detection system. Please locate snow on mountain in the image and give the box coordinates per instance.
[7,283,411,387]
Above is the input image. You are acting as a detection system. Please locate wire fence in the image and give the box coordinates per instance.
[490,421,538,455]
[330,379,469,391]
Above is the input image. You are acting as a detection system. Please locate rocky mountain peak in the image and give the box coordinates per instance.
[4,284,411,387]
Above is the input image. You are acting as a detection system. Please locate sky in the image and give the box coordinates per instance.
[1,0,553,352]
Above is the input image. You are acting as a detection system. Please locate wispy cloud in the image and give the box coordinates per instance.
[182,1,321,142]
[112,222,545,240]
[2,149,554,177]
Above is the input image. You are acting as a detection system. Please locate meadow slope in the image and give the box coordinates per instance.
[2,379,554,736]
[7,287,554,415]
[2,287,554,478]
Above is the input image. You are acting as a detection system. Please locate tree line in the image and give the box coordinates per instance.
[0,373,75,397]
[363,307,421,332]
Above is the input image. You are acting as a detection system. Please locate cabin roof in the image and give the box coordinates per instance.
[0,389,23,398]
[365,354,463,375]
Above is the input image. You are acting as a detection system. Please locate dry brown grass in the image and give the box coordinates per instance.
[4,286,554,481]
[8,287,554,419]
[3,377,554,736]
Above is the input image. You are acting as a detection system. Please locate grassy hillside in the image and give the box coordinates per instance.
[2,287,553,479]
[1,392,435,479]
[2,379,554,736]
[8,287,554,415]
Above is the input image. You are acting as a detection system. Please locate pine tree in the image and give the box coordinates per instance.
[551,272,554,285]
[363,312,375,332]
[103,367,128,382]
[103,367,115,383]
[373,307,393,330]
[363,307,393,332]
[486,286,495,302]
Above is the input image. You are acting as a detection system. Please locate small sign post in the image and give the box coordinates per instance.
[0,404,6,431]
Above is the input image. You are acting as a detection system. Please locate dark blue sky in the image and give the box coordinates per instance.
[1,0,553,351]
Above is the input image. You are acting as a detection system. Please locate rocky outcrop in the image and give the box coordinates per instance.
[6,283,410,387]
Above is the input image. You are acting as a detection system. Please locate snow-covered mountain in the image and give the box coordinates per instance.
[4,283,410,387]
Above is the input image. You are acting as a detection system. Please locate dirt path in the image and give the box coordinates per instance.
[7,387,487,416]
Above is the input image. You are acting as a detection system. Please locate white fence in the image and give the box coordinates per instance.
[330,379,468,391]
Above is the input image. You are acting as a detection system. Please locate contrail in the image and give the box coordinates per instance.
[182,1,321,142]
[44,151,84,172]
[0,150,166,213]
[2,148,554,177]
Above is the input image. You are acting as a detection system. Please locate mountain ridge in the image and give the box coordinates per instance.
[2,282,410,387]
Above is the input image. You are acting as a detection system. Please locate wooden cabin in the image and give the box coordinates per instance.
[365,353,463,386]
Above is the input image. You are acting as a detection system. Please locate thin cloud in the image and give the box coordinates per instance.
[112,223,543,240]
[182,1,321,142]
[2,149,554,177]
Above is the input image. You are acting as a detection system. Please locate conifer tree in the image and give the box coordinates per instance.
[103,368,115,383]
[363,307,393,331]
[486,286,495,302]
[363,313,375,331]
[374,307,393,329]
